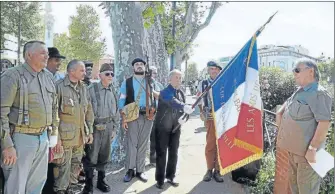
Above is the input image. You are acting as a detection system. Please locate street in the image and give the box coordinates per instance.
[92,95,248,194]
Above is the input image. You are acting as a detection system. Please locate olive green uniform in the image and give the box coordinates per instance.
[277,82,332,194]
[53,75,94,192]
[0,63,59,194]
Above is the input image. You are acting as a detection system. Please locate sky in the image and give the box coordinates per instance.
[49,2,334,71]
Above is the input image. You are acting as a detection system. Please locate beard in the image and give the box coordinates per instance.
[134,69,144,75]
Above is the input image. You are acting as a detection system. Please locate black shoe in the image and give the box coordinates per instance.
[213,170,224,183]
[78,170,86,183]
[124,169,135,182]
[155,182,164,189]
[136,172,148,182]
[167,178,179,187]
[203,170,213,182]
[82,178,93,194]
[97,171,111,192]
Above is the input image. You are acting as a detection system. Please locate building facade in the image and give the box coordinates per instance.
[218,45,322,72]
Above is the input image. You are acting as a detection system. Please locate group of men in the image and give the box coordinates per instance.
[0,39,332,194]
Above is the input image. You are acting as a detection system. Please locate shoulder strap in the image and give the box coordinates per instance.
[16,68,29,125]
[134,79,144,104]
[93,82,101,118]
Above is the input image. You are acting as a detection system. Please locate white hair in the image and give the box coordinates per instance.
[149,66,157,72]
[168,69,183,80]
[23,41,46,60]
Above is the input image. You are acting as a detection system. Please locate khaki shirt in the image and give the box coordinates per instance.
[56,75,94,147]
[88,82,118,121]
[0,63,59,150]
[277,83,332,156]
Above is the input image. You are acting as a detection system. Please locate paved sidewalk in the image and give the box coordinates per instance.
[93,115,248,194]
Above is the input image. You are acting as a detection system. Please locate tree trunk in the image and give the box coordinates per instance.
[143,14,168,85]
[174,49,186,70]
[109,2,145,84]
[107,2,145,167]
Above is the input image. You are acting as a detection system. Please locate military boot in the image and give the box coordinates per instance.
[82,169,94,194]
[203,169,213,182]
[213,170,224,183]
[97,171,111,192]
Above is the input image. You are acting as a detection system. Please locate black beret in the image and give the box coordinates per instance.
[83,60,93,68]
[207,61,222,70]
[131,58,146,66]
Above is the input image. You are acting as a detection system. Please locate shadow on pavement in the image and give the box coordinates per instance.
[137,183,172,194]
[194,127,206,134]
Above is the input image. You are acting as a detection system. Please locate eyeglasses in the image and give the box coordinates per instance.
[104,72,114,77]
[292,67,310,73]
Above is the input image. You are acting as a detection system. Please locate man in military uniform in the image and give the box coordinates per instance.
[197,61,224,183]
[1,40,59,193]
[43,47,66,194]
[46,47,66,82]
[154,69,194,189]
[119,58,159,183]
[83,61,94,86]
[276,58,332,194]
[53,59,94,194]
[82,63,119,194]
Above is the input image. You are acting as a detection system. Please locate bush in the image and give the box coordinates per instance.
[259,66,296,110]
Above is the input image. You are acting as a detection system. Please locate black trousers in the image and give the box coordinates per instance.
[149,121,156,163]
[155,127,181,183]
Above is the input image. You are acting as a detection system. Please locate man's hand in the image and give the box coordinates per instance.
[178,115,187,125]
[2,147,17,166]
[86,134,93,144]
[54,139,63,153]
[183,105,195,115]
[305,149,317,163]
[122,122,128,131]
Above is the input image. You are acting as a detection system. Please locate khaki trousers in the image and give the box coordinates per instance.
[53,144,84,192]
[288,151,321,194]
[205,119,219,170]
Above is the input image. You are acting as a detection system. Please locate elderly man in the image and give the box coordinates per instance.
[46,47,66,82]
[197,61,224,183]
[154,69,194,189]
[119,58,159,183]
[149,65,164,165]
[276,58,332,194]
[1,40,59,193]
[82,63,119,194]
[53,60,94,194]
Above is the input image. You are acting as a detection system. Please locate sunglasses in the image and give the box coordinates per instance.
[292,67,310,73]
[104,72,114,77]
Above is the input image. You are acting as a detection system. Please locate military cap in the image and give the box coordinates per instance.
[100,63,114,73]
[207,61,222,70]
[83,60,93,68]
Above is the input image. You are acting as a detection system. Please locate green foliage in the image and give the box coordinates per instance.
[185,62,198,82]
[250,155,275,194]
[142,2,219,55]
[0,2,43,49]
[53,4,106,72]
[259,66,296,110]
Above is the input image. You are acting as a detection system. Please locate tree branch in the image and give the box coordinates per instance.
[188,2,220,45]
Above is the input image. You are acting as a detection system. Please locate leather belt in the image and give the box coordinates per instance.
[94,116,114,125]
[15,126,48,135]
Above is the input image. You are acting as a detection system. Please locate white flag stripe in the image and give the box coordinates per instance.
[214,82,245,138]
[241,67,262,109]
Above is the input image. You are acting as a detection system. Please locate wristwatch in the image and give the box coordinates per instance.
[308,145,317,151]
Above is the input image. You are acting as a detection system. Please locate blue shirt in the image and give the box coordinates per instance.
[118,77,147,110]
[294,81,318,105]
[160,84,185,110]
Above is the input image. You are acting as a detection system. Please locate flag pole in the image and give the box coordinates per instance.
[172,11,278,133]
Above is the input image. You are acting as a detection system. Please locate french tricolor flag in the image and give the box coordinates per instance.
[208,13,277,175]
